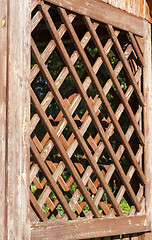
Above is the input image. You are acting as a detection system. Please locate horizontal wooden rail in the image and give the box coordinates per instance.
[45,0,144,36]
[31,215,150,239]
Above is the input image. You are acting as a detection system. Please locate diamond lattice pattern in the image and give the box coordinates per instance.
[30,1,145,221]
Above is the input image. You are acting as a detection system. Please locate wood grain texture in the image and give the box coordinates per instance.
[0,1,7,239]
[100,0,152,22]
[143,232,152,240]
[143,21,152,231]
[31,215,150,239]
[5,0,31,239]
[45,0,144,36]
[30,1,150,239]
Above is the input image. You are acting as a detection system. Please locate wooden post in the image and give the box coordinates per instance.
[143,20,152,240]
[0,1,7,239]
[0,0,31,239]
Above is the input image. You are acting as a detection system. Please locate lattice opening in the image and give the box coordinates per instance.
[30,1,145,222]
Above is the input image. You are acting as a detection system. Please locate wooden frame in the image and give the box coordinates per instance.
[0,0,152,239]
[31,215,150,240]
[143,21,152,240]
[30,1,152,239]
[0,0,31,239]
[0,1,7,239]
[45,0,144,36]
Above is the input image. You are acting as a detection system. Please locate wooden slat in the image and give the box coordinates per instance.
[31,215,150,239]
[97,107,143,215]
[142,232,152,240]
[109,145,143,217]
[70,73,142,214]
[30,3,148,237]
[30,205,40,222]
[31,87,101,218]
[59,7,145,186]
[31,0,39,12]
[34,44,133,212]
[30,138,76,220]
[30,29,118,187]
[31,37,126,216]
[143,21,152,231]
[107,24,144,106]
[84,16,145,147]
[30,20,98,136]
[31,13,76,82]
[6,0,31,239]
[129,32,144,66]
[44,0,144,36]
[30,191,48,222]
[31,9,45,32]
[38,4,142,212]
[32,25,130,218]
[0,1,7,238]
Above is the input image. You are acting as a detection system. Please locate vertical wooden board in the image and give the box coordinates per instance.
[140,0,145,18]
[6,0,31,239]
[143,21,152,231]
[135,0,140,17]
[138,233,146,240]
[0,1,7,239]
[143,232,152,240]
[130,232,152,240]
[103,0,152,21]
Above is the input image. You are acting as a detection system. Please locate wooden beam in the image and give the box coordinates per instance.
[45,0,144,36]
[0,1,7,239]
[31,215,150,240]
[143,21,152,236]
[5,0,31,239]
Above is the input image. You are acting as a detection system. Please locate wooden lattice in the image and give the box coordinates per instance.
[30,1,145,221]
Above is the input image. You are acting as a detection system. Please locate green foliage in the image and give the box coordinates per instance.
[119,197,130,214]
[30,183,37,194]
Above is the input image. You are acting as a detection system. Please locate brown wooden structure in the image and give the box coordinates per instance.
[0,0,152,239]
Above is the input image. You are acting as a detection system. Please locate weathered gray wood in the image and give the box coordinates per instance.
[0,1,7,239]
[31,215,150,240]
[5,0,31,239]
[143,20,152,234]
[45,0,144,36]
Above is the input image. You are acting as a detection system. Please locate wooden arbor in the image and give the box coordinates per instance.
[0,0,152,239]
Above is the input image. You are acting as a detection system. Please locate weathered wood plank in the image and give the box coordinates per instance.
[130,232,152,240]
[143,21,152,232]
[5,0,31,239]
[31,215,150,239]
[45,0,144,36]
[0,1,7,239]
[142,232,152,240]
[128,32,144,66]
